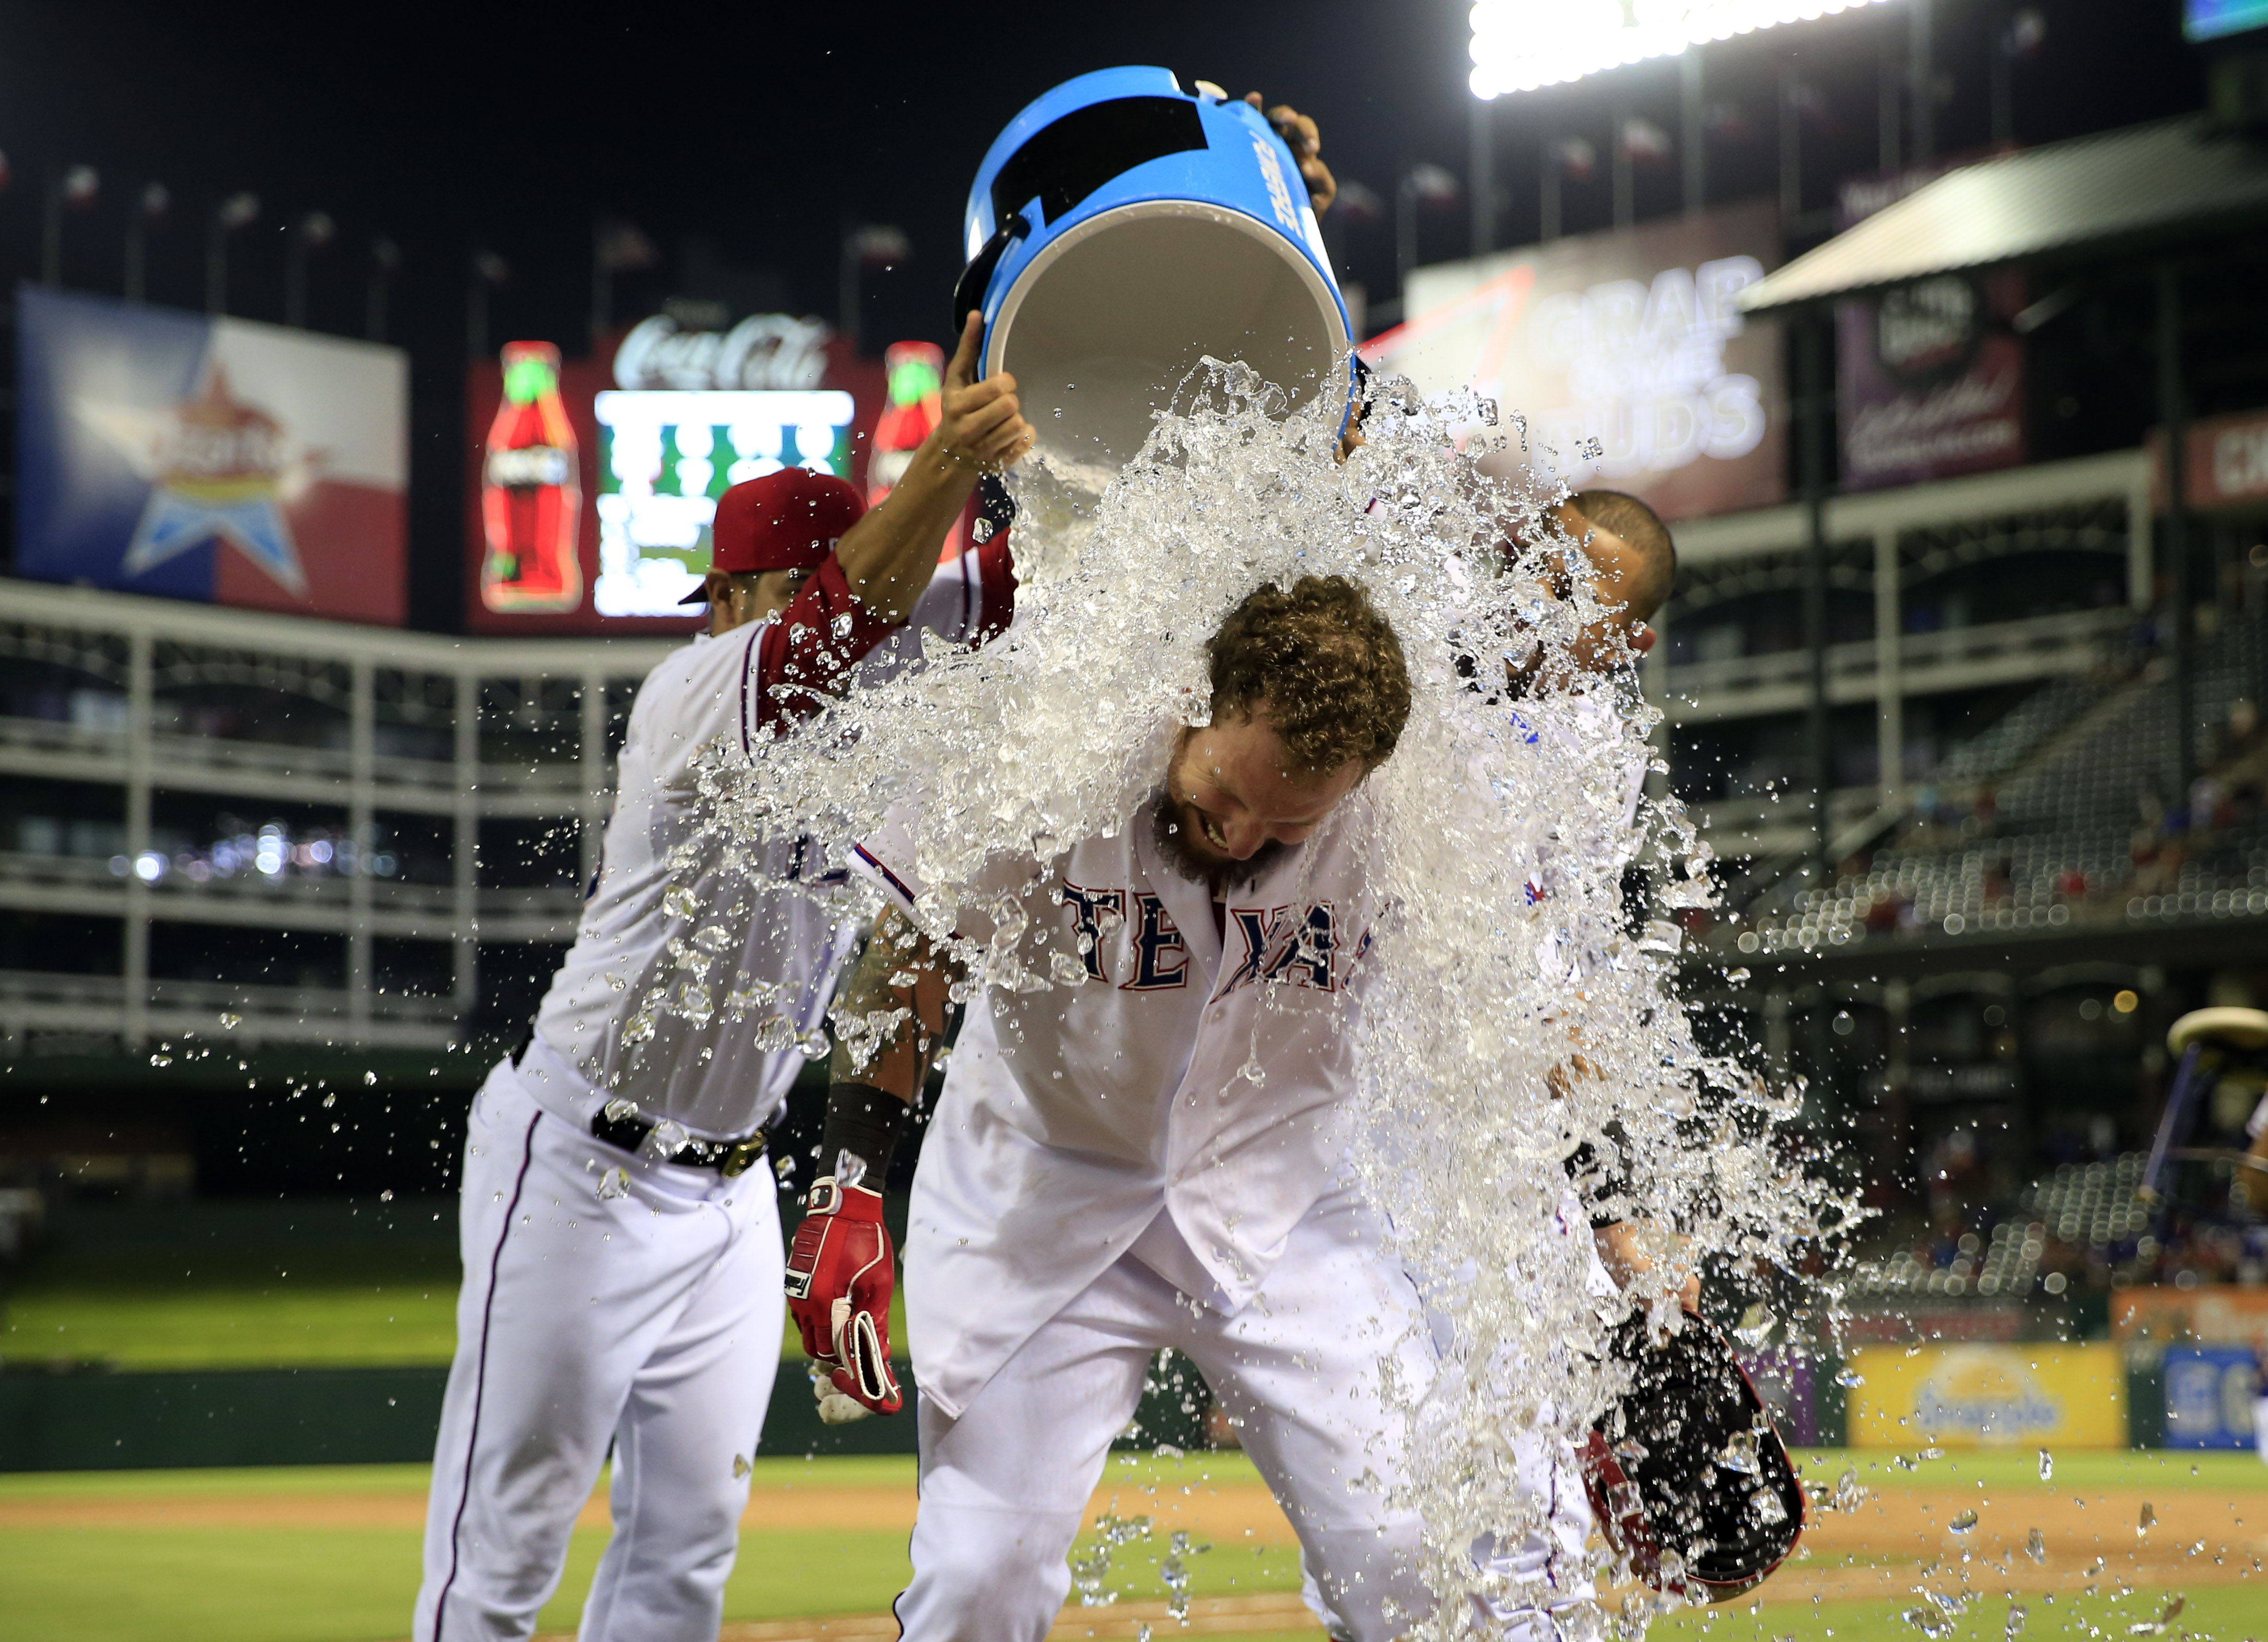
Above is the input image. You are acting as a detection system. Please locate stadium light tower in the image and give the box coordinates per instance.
[1468,1,1897,99]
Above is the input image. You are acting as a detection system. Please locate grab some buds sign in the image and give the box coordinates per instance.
[1361,199,1784,522]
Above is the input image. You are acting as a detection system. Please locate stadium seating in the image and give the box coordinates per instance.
[1738,608,2268,952]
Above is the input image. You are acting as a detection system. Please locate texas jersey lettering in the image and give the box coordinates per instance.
[1056,882,1338,995]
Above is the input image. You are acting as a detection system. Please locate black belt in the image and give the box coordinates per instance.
[590,1101,777,1178]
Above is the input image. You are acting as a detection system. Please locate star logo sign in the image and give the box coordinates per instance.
[79,362,322,598]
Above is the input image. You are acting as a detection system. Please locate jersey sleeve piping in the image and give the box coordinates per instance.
[850,842,921,915]
[736,622,766,758]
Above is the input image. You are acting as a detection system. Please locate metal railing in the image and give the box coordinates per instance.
[0,967,462,1053]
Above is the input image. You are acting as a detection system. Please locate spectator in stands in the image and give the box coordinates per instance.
[2190,775,2226,839]
[2223,696,2263,765]
[1924,1127,1984,1231]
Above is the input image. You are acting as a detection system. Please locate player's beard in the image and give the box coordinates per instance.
[1149,789,1288,892]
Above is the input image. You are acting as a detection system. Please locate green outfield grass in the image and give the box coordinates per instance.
[0,1218,912,1368]
[1790,1444,2268,1492]
[0,1283,461,1369]
[0,1277,906,1368]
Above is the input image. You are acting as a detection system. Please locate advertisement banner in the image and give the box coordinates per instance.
[2112,1285,2268,1354]
[1849,1343,2126,1449]
[1360,199,1784,522]
[591,390,856,616]
[16,284,408,624]
[1838,1305,2026,1346]
[464,319,884,633]
[1736,1347,1817,1447]
[1837,169,2026,492]
[2161,1345,2262,1450]
[2149,407,2268,512]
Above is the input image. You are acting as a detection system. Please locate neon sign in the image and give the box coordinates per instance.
[1469,1,1894,98]
[592,389,854,616]
[612,312,832,391]
[480,342,582,614]
[867,341,944,509]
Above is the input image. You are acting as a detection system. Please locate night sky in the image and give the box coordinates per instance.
[0,1,2209,627]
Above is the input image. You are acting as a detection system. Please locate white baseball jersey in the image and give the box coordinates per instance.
[854,791,1383,1419]
[522,541,1014,1141]
[417,541,1015,1642]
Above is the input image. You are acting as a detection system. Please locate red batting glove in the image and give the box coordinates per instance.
[784,1178,903,1415]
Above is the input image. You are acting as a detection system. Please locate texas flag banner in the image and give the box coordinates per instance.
[15,284,408,625]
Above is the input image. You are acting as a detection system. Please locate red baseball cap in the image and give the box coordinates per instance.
[681,468,865,601]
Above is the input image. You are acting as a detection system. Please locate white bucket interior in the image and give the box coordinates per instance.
[988,201,1349,493]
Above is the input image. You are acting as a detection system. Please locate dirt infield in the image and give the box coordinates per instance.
[1762,1478,2265,1610]
[658,1595,1323,1642]
[0,1465,1294,1541]
[8,1457,2258,1638]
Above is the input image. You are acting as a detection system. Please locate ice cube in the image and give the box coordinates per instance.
[1716,1429,1758,1475]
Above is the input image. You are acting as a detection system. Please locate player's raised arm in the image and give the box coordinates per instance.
[782,908,964,1419]
[832,310,1032,625]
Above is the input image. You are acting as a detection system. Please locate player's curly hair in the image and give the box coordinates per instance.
[1206,574,1410,776]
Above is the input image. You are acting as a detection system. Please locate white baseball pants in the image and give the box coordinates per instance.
[414,1059,785,1642]
[894,1193,1434,1642]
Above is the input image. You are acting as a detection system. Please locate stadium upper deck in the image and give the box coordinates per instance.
[0,579,674,1057]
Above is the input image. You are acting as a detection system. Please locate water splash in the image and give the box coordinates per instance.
[678,359,1853,1635]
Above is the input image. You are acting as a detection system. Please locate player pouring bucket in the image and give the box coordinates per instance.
[952,66,1354,500]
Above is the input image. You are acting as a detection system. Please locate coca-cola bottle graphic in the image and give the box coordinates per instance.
[481,341,583,613]
[867,341,945,549]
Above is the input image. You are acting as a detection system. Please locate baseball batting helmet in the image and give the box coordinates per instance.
[1577,1309,1805,1602]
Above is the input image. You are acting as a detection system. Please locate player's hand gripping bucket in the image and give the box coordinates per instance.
[954,67,1353,492]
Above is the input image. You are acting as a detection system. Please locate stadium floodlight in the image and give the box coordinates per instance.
[2187,0,2268,44]
[1470,1,1897,99]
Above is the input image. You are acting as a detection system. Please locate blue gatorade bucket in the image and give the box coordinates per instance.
[955,66,1353,485]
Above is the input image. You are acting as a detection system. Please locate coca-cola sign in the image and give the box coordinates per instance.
[613,312,832,392]
[484,444,572,487]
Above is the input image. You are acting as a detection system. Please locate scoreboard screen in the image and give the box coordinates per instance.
[592,390,855,618]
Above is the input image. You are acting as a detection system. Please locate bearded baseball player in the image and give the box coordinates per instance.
[415,312,1032,1642]
[782,486,1687,1639]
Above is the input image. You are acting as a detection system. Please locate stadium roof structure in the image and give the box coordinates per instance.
[1740,117,2268,315]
